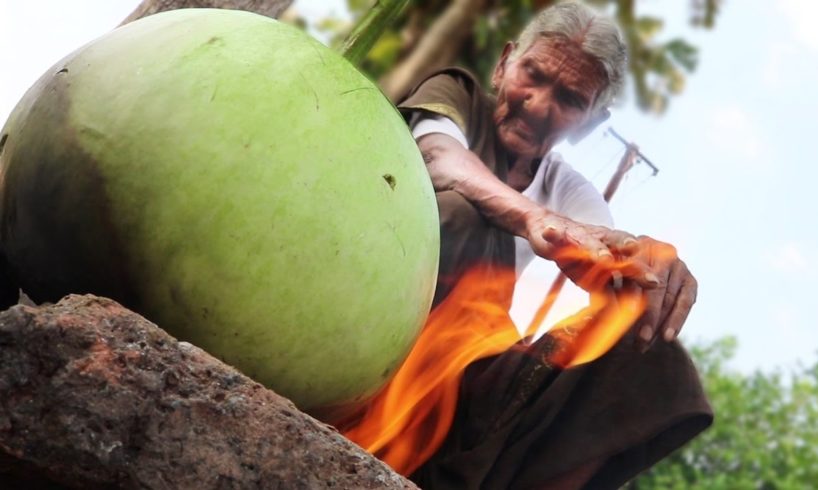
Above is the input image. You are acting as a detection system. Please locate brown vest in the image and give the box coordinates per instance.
[397,68,516,306]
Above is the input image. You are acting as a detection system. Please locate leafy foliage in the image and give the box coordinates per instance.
[628,337,818,489]
[296,0,721,113]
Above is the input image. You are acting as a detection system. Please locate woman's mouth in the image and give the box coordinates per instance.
[504,117,539,142]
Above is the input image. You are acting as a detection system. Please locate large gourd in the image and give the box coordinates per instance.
[0,9,439,415]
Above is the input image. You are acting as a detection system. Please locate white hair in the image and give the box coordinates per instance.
[509,0,627,110]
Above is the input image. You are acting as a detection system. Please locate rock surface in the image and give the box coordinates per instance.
[0,295,415,489]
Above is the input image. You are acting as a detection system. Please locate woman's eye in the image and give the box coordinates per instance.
[560,91,583,109]
[524,65,540,81]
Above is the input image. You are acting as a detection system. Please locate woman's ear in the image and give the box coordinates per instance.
[568,108,610,144]
[491,42,516,90]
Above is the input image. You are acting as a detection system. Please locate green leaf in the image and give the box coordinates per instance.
[635,16,665,41]
[665,38,699,72]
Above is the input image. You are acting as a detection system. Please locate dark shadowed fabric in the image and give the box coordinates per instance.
[397,69,713,489]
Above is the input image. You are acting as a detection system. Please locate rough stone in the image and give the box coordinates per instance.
[0,295,415,489]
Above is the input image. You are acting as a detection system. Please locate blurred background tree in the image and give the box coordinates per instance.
[299,0,721,112]
[628,337,818,489]
[124,0,722,113]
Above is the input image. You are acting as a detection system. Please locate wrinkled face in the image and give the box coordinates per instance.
[491,36,608,159]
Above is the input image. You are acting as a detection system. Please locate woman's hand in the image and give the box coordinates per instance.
[618,236,697,351]
[525,213,697,351]
[417,132,698,350]
[524,211,655,289]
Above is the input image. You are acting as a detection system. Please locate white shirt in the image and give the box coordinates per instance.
[410,115,613,276]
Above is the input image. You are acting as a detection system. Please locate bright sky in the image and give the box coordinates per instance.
[1,1,816,372]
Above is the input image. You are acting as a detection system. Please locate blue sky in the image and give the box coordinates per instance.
[1,0,816,372]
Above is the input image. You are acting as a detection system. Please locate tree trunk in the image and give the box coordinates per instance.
[121,0,294,25]
[379,0,487,101]
[0,295,415,489]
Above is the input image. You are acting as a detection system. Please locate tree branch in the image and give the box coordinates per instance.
[379,0,487,100]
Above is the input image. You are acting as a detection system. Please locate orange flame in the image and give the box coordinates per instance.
[341,263,646,476]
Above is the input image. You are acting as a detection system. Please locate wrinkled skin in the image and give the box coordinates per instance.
[491,37,608,161]
[419,36,697,351]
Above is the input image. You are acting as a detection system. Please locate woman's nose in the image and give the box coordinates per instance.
[524,88,555,120]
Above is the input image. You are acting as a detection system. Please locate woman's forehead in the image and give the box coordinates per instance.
[517,37,608,92]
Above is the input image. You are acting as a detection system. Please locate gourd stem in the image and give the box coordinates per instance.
[338,0,409,66]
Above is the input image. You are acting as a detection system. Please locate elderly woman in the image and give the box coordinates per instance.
[400,2,713,488]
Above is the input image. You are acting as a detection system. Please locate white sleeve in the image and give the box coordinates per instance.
[545,154,613,228]
[514,154,613,274]
[510,155,613,336]
[409,114,469,150]
[556,178,613,227]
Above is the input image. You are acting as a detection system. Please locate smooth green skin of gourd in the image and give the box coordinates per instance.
[0,9,439,413]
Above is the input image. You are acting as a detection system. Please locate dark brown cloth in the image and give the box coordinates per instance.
[398,69,713,489]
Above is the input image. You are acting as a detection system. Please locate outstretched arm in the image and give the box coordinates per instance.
[418,132,648,286]
[418,132,697,349]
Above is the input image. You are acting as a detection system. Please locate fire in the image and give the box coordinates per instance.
[341,263,646,476]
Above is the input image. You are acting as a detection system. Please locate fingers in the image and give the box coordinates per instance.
[610,235,670,289]
[602,230,639,255]
[538,221,684,297]
[542,227,698,353]
[614,259,660,289]
[541,223,563,243]
[658,264,697,342]
[634,286,664,352]
[540,224,699,355]
[591,231,665,290]
[635,260,697,352]
[656,260,685,331]
[539,224,661,291]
